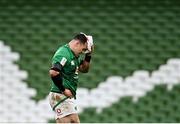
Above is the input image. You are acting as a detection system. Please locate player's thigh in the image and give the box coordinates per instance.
[56,114,79,123]
[70,113,80,123]
[56,114,71,123]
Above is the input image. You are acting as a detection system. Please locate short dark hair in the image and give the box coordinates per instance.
[73,33,88,44]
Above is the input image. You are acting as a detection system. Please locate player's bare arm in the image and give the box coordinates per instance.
[49,63,73,97]
[79,44,94,73]
[79,54,92,73]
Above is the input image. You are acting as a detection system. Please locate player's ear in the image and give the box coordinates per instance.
[76,40,82,47]
[72,40,78,47]
[74,40,79,44]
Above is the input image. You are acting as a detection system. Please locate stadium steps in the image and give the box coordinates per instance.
[1,0,180,123]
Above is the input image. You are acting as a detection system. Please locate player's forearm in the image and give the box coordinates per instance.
[49,62,65,92]
[79,61,90,73]
[49,70,65,91]
[79,53,92,73]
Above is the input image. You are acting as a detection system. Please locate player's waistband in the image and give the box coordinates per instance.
[50,90,63,94]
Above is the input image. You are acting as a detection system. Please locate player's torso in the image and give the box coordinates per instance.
[51,44,82,94]
[62,54,80,83]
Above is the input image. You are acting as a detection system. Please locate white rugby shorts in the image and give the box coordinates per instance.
[49,92,78,119]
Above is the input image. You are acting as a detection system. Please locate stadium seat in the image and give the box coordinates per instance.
[1,0,180,123]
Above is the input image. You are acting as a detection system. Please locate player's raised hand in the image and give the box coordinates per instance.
[80,32,94,54]
[86,35,94,53]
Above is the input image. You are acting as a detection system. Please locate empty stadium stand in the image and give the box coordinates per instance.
[0,0,180,123]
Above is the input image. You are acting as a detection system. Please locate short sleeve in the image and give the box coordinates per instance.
[51,45,69,66]
[52,55,67,67]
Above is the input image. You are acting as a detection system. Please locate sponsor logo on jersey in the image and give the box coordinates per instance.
[60,57,67,66]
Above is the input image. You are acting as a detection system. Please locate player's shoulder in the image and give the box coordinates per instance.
[58,44,69,52]
[55,44,71,58]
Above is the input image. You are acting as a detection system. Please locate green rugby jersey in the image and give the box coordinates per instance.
[50,44,83,97]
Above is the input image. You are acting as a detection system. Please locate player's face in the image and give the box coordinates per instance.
[77,42,88,54]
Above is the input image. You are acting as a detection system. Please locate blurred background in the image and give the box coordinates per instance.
[1,0,180,123]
